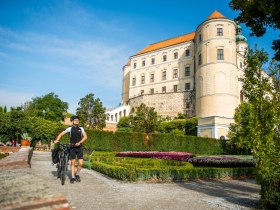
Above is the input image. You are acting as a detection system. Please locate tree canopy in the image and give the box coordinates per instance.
[230,0,280,60]
[129,103,159,133]
[228,47,280,208]
[24,92,68,122]
[76,93,106,129]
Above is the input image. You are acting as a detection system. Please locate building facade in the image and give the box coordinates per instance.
[106,11,248,138]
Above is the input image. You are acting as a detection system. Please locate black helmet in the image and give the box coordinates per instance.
[70,115,79,122]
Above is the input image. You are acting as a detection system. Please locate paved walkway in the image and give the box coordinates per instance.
[31,151,261,210]
[0,148,69,210]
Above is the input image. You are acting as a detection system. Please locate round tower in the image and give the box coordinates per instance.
[236,25,248,103]
[195,11,239,138]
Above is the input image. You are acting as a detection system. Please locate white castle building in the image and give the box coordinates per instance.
[106,11,248,138]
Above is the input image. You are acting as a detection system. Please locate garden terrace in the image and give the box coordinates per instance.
[84,151,255,182]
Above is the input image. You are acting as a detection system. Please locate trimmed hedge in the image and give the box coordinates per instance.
[82,130,243,155]
[83,152,255,182]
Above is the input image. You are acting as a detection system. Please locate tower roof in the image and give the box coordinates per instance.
[207,10,226,20]
[134,32,195,56]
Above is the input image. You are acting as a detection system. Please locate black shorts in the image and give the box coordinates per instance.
[70,146,83,160]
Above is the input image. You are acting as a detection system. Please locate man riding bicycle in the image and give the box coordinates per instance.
[54,115,87,183]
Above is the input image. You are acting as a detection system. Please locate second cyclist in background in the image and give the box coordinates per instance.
[54,115,87,184]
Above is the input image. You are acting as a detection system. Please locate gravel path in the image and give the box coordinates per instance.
[30,151,261,210]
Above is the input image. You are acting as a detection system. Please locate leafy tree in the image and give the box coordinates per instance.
[0,112,11,142]
[117,116,132,131]
[0,106,7,113]
[76,93,106,129]
[129,103,159,133]
[185,117,198,136]
[175,113,187,119]
[230,0,280,60]
[0,107,30,142]
[228,47,280,208]
[24,92,68,122]
[28,117,63,145]
[158,117,197,136]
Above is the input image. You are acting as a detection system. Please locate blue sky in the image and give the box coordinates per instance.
[0,0,278,113]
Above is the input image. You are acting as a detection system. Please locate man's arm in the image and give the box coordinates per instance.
[54,131,66,144]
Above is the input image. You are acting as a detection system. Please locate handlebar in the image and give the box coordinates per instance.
[54,142,76,148]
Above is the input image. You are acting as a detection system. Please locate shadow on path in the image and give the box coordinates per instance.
[176,179,261,209]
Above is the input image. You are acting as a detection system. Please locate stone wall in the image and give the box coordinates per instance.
[129,91,195,118]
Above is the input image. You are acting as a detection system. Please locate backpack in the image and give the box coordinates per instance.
[51,147,59,164]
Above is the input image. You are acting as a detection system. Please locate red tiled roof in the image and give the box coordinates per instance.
[134,32,195,56]
[207,10,225,19]
[126,60,131,66]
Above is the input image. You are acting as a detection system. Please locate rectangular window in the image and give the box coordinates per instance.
[185,49,190,57]
[217,49,224,60]
[133,63,137,69]
[150,88,154,94]
[141,75,145,84]
[185,66,190,76]
[150,74,154,83]
[173,69,178,79]
[142,60,145,67]
[173,85,177,93]
[162,86,166,93]
[174,52,178,59]
[141,90,144,95]
[198,54,202,65]
[185,83,190,90]
[163,54,167,62]
[199,34,202,42]
[162,71,166,80]
[132,78,136,86]
[151,57,155,65]
[217,28,223,36]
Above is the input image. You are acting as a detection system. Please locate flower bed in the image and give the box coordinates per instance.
[116,151,194,161]
[116,152,255,168]
[188,156,255,168]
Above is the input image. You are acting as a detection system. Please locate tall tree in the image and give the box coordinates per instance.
[76,93,106,129]
[230,0,280,60]
[228,47,280,208]
[129,103,159,133]
[24,92,68,122]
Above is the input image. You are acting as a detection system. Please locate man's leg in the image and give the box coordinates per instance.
[77,159,83,173]
[71,159,76,178]
[75,148,83,182]
[70,158,76,183]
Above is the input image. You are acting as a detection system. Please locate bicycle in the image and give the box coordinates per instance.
[56,143,71,185]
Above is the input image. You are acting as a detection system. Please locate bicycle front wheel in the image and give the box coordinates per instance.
[57,161,61,179]
[60,159,66,185]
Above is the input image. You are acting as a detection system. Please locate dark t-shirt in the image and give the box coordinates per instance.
[64,126,85,145]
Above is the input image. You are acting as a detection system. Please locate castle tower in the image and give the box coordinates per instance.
[236,25,248,103]
[195,11,239,138]
[121,61,131,105]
